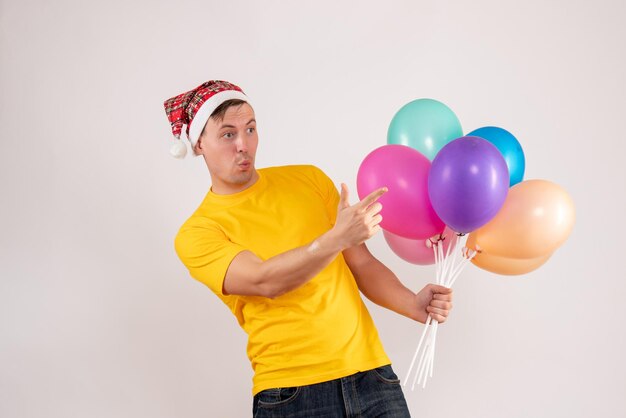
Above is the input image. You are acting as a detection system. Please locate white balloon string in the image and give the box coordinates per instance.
[412,333,432,390]
[418,349,430,388]
[429,321,439,379]
[433,242,440,283]
[442,231,454,278]
[451,234,463,279]
[446,256,467,287]
[446,260,466,288]
[438,240,445,281]
[405,235,476,389]
[448,250,476,288]
[438,247,446,283]
[403,314,432,387]
[416,324,435,388]
[443,236,466,287]
[405,242,440,389]
[433,242,442,281]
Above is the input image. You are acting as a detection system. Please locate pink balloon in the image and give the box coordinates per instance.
[357,145,444,239]
[384,227,457,265]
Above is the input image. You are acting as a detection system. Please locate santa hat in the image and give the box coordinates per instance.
[163,80,250,158]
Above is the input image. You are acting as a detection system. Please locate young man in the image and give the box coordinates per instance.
[164,80,453,417]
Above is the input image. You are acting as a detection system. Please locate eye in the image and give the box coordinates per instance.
[222,132,234,139]
[247,127,256,134]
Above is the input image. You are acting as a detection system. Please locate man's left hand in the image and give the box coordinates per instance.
[414,284,453,324]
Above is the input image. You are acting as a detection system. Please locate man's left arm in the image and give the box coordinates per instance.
[343,243,453,324]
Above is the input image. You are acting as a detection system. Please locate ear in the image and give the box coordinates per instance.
[193,136,203,155]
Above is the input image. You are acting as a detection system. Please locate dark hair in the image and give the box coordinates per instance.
[210,99,247,122]
[197,99,248,146]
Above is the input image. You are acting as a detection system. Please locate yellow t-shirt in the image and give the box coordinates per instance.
[175,165,390,395]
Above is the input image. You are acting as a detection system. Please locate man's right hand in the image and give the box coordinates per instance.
[330,184,387,251]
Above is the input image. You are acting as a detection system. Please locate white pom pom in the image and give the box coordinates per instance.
[170,140,188,159]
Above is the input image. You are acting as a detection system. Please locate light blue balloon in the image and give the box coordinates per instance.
[467,126,525,186]
[387,99,463,161]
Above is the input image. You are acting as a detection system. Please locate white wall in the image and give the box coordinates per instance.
[1,0,624,417]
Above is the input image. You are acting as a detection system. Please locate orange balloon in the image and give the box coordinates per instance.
[466,179,575,259]
[471,251,553,275]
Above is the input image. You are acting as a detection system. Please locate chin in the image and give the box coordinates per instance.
[232,172,254,185]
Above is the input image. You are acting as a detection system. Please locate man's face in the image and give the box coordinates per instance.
[195,103,259,194]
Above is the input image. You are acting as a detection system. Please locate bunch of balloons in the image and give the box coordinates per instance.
[356,98,575,275]
[356,98,576,390]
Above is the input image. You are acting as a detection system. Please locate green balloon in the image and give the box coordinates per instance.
[387,99,463,160]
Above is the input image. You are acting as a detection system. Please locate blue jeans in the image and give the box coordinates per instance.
[252,365,410,417]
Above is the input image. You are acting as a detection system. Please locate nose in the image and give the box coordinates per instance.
[235,136,248,153]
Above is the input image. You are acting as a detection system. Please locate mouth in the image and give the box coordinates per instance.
[237,160,252,169]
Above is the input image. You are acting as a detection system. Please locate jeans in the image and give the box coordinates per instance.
[252,365,411,417]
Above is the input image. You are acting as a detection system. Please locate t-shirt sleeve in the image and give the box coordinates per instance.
[174,218,246,296]
[308,165,340,225]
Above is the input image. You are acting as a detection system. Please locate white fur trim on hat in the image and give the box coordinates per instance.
[188,90,250,148]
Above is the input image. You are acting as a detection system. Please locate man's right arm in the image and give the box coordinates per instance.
[222,184,387,298]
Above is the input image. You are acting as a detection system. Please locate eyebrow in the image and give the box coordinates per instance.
[219,119,256,129]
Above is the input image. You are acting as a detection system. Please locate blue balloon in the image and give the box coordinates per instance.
[467,126,525,186]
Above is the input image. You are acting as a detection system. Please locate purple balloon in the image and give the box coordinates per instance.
[428,136,509,234]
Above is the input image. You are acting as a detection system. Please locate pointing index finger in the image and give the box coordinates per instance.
[358,187,388,208]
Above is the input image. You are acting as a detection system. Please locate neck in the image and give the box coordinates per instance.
[210,169,259,195]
